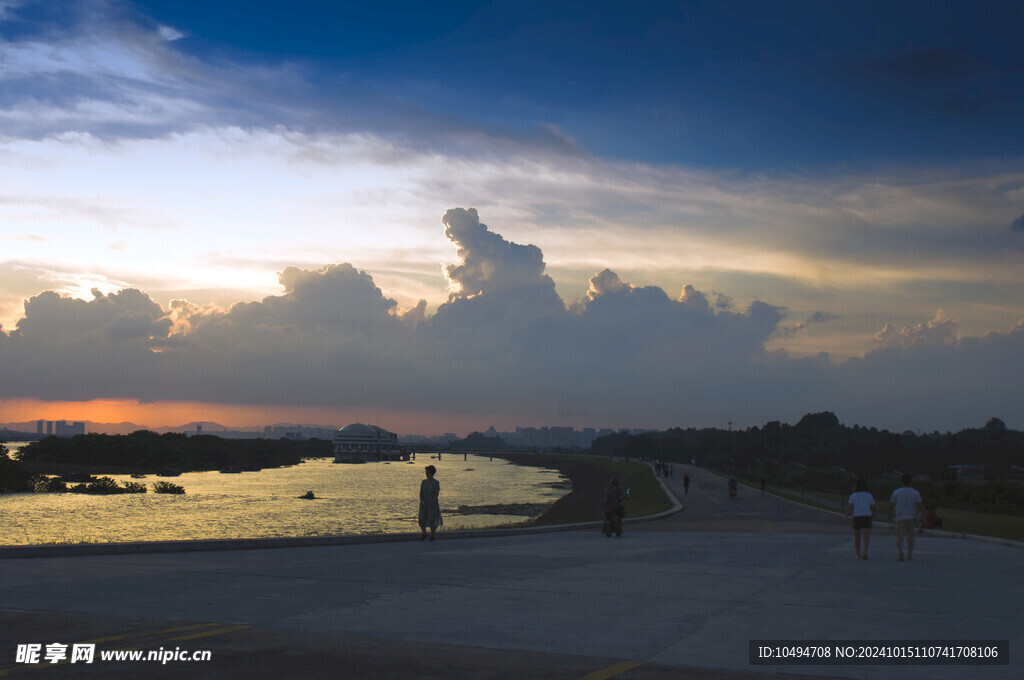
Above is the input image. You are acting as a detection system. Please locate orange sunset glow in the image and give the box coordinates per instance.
[0,399,512,435]
[1,399,291,428]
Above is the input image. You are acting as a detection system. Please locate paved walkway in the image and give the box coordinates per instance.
[1,464,1019,679]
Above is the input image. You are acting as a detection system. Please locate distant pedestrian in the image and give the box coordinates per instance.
[418,465,442,541]
[888,473,923,561]
[683,473,690,494]
[845,478,875,560]
[760,477,766,496]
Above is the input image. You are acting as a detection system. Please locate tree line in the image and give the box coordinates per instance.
[1,431,332,492]
[589,412,1023,515]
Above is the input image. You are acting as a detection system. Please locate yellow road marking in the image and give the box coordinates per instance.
[58,623,222,647]
[168,624,252,641]
[154,623,226,635]
[73,623,229,645]
[79,634,129,644]
[21,659,72,671]
[580,660,643,680]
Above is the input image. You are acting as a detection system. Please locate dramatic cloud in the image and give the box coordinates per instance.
[873,311,957,350]
[586,269,628,300]
[2,2,1022,433]
[441,207,561,311]
[2,6,1022,353]
[837,319,1024,429]
[6,125,1022,361]
[3,288,171,400]
[2,209,1021,431]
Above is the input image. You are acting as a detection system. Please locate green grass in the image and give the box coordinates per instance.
[530,454,674,520]
[771,486,1024,543]
[594,459,673,518]
[900,505,1024,543]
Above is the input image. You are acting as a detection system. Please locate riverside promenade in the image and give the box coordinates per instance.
[1,464,1020,679]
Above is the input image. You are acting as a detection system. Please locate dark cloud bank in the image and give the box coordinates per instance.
[2,208,1021,431]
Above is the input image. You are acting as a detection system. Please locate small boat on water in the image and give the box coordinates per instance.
[130,473,146,479]
[157,468,181,477]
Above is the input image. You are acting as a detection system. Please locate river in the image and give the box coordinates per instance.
[0,450,569,545]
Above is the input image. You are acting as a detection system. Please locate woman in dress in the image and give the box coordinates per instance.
[418,464,442,541]
[845,478,875,560]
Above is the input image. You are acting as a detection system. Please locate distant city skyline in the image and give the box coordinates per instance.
[1,409,1004,445]
[1,415,642,443]
[2,418,623,454]
[1,1,1022,433]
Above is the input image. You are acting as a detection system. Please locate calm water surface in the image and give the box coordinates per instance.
[0,452,569,545]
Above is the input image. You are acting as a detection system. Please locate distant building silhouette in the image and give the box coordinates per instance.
[53,421,85,437]
[333,424,406,462]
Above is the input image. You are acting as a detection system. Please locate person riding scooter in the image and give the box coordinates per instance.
[602,478,628,537]
[728,476,738,499]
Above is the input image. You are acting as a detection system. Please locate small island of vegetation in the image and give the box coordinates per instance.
[0,431,331,494]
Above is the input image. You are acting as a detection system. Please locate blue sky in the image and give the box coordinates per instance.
[1,0,1022,433]
[133,0,1024,167]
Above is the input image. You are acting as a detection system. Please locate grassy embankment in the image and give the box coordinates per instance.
[767,486,1024,543]
[705,466,1023,543]
[497,453,673,526]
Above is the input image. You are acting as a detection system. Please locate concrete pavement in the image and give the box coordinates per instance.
[1,464,1019,679]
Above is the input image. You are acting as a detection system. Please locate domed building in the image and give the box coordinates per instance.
[332,423,407,462]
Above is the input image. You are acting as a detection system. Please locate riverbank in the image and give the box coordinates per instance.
[2,456,565,546]
[494,453,671,525]
[11,432,323,483]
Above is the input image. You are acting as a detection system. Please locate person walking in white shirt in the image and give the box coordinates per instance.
[888,473,924,561]
[845,478,875,560]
